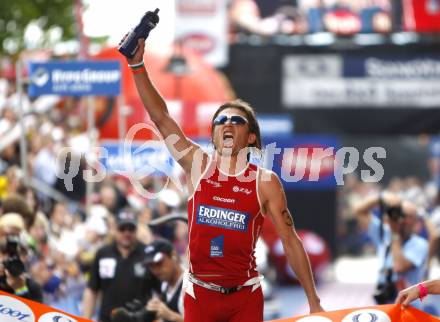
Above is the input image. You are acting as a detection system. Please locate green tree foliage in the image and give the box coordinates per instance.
[0,0,77,55]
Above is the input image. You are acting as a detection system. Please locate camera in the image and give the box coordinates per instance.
[373,269,397,304]
[111,299,157,322]
[383,204,403,221]
[1,236,25,277]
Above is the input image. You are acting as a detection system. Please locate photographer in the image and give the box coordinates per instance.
[0,213,43,302]
[82,209,160,322]
[353,191,429,307]
[111,239,184,322]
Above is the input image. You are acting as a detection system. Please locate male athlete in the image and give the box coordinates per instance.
[122,37,323,321]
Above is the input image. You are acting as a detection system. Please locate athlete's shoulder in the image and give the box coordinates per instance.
[258,168,283,195]
[258,168,280,183]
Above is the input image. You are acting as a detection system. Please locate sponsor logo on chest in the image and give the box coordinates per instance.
[212,196,236,203]
[232,185,252,195]
[197,205,249,232]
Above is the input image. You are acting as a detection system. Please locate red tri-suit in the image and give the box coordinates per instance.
[184,160,265,322]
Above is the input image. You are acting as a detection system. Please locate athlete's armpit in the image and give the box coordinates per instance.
[282,210,294,227]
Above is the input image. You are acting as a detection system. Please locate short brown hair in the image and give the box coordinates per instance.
[211,99,262,150]
[2,194,35,230]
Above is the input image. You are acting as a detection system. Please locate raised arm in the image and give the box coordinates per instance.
[259,170,323,313]
[122,38,207,176]
[351,191,401,231]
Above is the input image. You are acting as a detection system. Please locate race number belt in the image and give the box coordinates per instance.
[188,274,259,295]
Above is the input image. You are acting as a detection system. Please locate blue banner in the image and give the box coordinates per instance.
[256,114,294,137]
[28,60,121,97]
[99,141,177,177]
[262,135,341,190]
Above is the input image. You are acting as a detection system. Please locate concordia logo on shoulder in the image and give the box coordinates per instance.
[38,312,78,322]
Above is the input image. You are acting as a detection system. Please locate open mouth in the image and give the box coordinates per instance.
[223,132,234,147]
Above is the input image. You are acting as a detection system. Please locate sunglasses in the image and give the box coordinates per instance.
[118,225,136,232]
[213,115,248,126]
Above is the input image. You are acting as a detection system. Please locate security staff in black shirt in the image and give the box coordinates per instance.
[144,239,184,322]
[82,209,159,322]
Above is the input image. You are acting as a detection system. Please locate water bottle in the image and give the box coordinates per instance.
[119,8,160,58]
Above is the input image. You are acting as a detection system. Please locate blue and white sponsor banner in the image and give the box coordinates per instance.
[262,135,341,190]
[99,140,180,178]
[28,60,121,97]
[256,114,294,137]
[282,54,440,107]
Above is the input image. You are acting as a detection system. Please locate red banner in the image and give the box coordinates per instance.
[403,0,440,32]
[268,304,440,322]
[0,290,91,322]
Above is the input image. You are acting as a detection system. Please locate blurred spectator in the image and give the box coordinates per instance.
[0,143,19,173]
[82,209,160,322]
[2,193,36,230]
[352,191,429,306]
[47,202,81,260]
[99,183,128,215]
[0,213,43,302]
[1,166,22,197]
[300,0,326,33]
[75,204,110,272]
[144,239,184,322]
[31,133,57,190]
[137,207,154,245]
[54,152,87,203]
[357,0,392,33]
[28,211,50,257]
[230,0,307,36]
[151,189,182,243]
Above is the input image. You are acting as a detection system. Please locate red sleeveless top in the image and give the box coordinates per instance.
[187,160,265,285]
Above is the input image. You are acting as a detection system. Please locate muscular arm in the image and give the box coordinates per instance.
[127,39,207,176]
[260,171,323,313]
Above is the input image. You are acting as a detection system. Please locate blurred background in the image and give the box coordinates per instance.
[1,0,440,320]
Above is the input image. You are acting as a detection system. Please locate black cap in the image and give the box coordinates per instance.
[116,209,137,228]
[143,239,174,265]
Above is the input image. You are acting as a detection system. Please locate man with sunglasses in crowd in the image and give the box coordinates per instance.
[82,209,160,322]
[121,35,323,321]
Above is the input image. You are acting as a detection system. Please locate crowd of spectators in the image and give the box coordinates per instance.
[0,71,188,317]
[229,0,392,37]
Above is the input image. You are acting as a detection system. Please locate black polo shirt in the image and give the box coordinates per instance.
[88,242,160,322]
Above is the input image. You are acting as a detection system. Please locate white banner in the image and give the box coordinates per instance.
[283,79,440,108]
[175,0,229,67]
[282,55,440,108]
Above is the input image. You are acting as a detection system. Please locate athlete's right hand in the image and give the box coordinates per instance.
[119,34,145,65]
